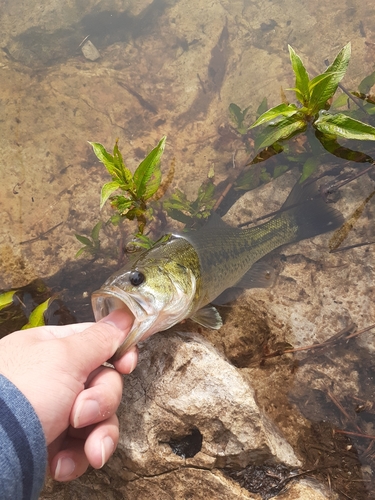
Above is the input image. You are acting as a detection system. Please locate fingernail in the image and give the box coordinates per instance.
[100,436,115,468]
[128,351,137,374]
[54,457,75,481]
[74,399,100,428]
[100,309,134,332]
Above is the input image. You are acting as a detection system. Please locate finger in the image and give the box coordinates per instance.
[67,424,96,441]
[71,367,123,428]
[62,309,134,379]
[113,345,139,374]
[50,437,89,481]
[84,414,119,469]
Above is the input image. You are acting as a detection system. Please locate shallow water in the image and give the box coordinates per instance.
[0,1,375,498]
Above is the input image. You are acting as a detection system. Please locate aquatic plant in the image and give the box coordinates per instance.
[80,137,216,258]
[229,43,375,196]
[0,290,17,311]
[251,43,375,153]
[75,221,102,258]
[228,103,252,135]
[21,297,52,329]
[163,176,216,228]
[0,280,51,335]
[348,69,375,117]
[74,137,170,254]
[254,45,364,142]
[90,137,166,236]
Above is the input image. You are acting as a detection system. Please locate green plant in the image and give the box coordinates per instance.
[163,176,216,228]
[0,290,16,311]
[75,137,219,257]
[21,297,52,329]
[350,69,375,116]
[75,221,103,258]
[250,43,375,151]
[90,137,166,236]
[229,103,252,135]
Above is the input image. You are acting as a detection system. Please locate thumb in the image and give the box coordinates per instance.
[62,309,134,378]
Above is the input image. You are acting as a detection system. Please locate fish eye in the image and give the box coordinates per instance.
[129,270,145,286]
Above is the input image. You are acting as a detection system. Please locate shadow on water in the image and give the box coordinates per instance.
[0,259,119,338]
[4,0,169,67]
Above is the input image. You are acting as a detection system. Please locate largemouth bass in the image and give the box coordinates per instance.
[92,181,343,359]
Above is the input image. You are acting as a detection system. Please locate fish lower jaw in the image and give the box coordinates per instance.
[91,287,149,322]
[113,306,192,359]
[112,317,159,359]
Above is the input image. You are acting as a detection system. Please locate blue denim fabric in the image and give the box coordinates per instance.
[0,375,47,499]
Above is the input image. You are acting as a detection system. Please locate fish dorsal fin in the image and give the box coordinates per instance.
[190,305,223,329]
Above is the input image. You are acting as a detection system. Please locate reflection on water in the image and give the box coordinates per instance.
[0,0,375,498]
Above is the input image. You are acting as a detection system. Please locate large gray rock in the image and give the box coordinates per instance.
[113,331,299,476]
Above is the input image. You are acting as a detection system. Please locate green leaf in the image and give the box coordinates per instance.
[308,71,338,92]
[75,234,92,246]
[163,190,190,212]
[110,214,122,225]
[314,112,375,140]
[133,137,166,199]
[300,156,319,183]
[100,181,121,209]
[273,164,289,178]
[111,196,133,214]
[132,233,156,250]
[331,93,349,109]
[235,165,262,191]
[164,207,193,225]
[0,290,16,311]
[288,45,310,104]
[260,168,271,183]
[250,103,299,128]
[358,70,375,94]
[22,298,52,329]
[308,43,351,114]
[113,141,134,187]
[197,180,215,205]
[325,42,351,77]
[256,97,268,118]
[91,221,103,241]
[229,103,244,126]
[316,131,374,162]
[75,247,87,258]
[242,105,251,119]
[89,142,118,178]
[113,140,124,167]
[255,117,307,150]
[90,141,134,188]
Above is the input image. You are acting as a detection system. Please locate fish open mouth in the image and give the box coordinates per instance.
[91,285,153,358]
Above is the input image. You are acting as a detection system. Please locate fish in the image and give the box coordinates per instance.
[92,181,343,360]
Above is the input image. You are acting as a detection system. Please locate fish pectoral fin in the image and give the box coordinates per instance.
[190,306,223,329]
[235,261,276,289]
[212,262,276,305]
[211,287,243,305]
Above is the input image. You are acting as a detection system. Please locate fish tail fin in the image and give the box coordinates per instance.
[281,180,344,241]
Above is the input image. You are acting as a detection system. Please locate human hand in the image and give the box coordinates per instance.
[0,309,136,481]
